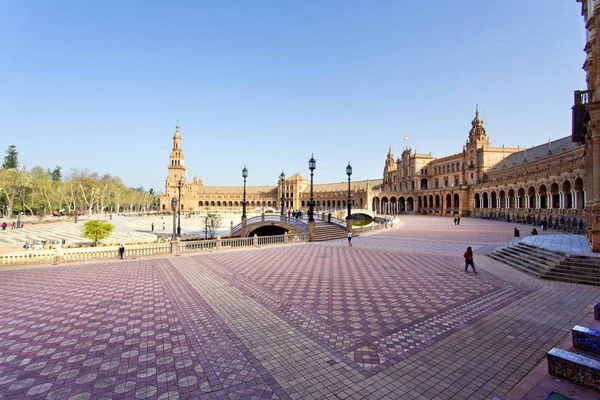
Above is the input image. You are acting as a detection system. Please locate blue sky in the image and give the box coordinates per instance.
[0,1,586,193]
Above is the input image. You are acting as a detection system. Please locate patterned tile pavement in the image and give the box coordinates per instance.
[1,215,599,399]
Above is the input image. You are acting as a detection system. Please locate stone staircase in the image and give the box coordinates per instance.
[546,304,600,392]
[488,242,600,286]
[311,221,348,242]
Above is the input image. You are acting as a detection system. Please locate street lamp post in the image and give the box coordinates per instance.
[346,162,353,219]
[308,155,316,222]
[279,171,285,217]
[177,179,183,237]
[171,197,178,240]
[242,166,248,218]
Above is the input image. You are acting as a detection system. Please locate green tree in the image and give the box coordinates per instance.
[82,220,114,246]
[2,145,19,169]
[50,166,62,182]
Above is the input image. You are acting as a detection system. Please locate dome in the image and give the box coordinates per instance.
[173,124,181,139]
[471,109,483,126]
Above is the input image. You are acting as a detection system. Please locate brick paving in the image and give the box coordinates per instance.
[0,215,598,399]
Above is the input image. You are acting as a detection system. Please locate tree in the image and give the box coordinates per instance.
[2,145,18,169]
[50,166,62,182]
[206,214,221,238]
[82,220,114,246]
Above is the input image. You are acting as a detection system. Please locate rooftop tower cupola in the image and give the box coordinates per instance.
[468,106,487,144]
[384,145,396,173]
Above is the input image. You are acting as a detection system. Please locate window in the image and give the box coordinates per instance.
[444,176,448,187]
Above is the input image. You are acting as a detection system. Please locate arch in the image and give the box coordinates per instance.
[217,201,222,207]
[406,197,414,211]
[428,195,434,210]
[228,201,233,207]
[398,196,406,212]
[420,178,428,190]
[517,188,525,209]
[445,194,452,211]
[574,177,585,209]
[527,186,536,209]
[550,182,560,209]
[453,193,460,210]
[539,185,548,209]
[434,195,440,209]
[499,190,506,208]
[482,192,489,208]
[474,193,480,209]
[562,180,573,209]
[211,201,215,207]
[507,189,515,208]
[490,191,497,208]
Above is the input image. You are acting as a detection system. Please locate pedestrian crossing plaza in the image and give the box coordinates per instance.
[0,215,598,399]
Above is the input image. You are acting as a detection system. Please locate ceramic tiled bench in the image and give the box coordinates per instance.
[547,348,600,391]
[573,325,600,355]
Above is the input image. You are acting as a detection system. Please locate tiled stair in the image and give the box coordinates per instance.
[311,222,348,242]
[546,303,600,391]
[488,242,600,286]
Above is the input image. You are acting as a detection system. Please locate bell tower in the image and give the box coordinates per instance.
[166,124,186,196]
[464,107,490,185]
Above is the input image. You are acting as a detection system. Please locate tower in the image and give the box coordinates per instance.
[464,107,490,185]
[166,124,186,197]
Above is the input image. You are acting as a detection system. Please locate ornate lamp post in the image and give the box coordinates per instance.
[308,155,316,222]
[171,197,178,240]
[177,179,183,237]
[346,162,353,219]
[74,190,78,224]
[242,166,248,218]
[279,171,285,217]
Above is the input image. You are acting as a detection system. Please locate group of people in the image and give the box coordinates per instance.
[1,221,23,230]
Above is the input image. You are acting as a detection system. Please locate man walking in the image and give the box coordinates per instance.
[464,246,477,273]
[347,231,353,247]
[514,227,520,240]
[151,222,155,232]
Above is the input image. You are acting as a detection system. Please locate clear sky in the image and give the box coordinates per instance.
[0,1,587,193]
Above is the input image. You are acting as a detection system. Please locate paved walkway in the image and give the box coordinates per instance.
[0,215,598,399]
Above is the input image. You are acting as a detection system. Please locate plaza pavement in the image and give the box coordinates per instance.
[0,215,599,399]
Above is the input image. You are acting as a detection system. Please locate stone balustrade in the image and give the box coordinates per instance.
[0,233,310,266]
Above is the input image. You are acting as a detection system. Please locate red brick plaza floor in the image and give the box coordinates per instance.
[0,216,598,399]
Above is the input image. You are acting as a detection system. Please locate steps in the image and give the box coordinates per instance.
[311,222,348,242]
[488,242,600,286]
[546,303,600,392]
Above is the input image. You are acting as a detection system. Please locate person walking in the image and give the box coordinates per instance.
[464,246,477,273]
[514,227,520,240]
[453,217,457,225]
[162,222,165,231]
[457,217,461,225]
[151,222,155,232]
[347,231,353,247]
[118,243,125,259]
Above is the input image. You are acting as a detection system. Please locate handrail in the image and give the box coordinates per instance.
[0,232,311,266]
[231,214,308,234]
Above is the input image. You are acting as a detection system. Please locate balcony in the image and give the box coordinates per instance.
[574,89,596,106]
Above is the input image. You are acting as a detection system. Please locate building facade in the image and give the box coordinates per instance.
[158,125,381,216]
[576,0,600,251]
[161,109,587,239]
[370,109,586,235]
